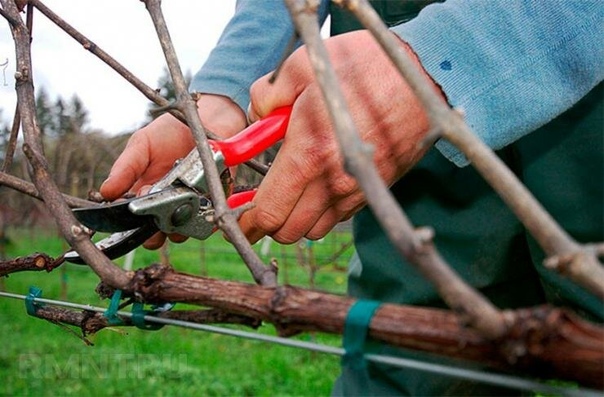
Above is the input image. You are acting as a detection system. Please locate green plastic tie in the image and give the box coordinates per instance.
[131,302,166,331]
[103,289,124,325]
[25,286,44,316]
[342,300,381,371]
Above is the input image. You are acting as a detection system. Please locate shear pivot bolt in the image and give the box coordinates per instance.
[171,203,194,227]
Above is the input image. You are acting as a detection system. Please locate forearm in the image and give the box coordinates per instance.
[190,0,330,112]
[392,0,604,166]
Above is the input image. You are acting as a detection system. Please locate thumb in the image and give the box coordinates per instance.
[100,134,150,201]
[248,47,313,122]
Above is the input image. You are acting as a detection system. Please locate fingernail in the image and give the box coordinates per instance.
[99,175,111,189]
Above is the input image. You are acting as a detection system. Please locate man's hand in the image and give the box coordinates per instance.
[241,30,442,244]
[99,94,246,249]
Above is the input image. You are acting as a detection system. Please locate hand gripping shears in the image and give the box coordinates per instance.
[64,106,292,264]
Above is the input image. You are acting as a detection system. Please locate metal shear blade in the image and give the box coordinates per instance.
[63,224,158,265]
[72,198,153,233]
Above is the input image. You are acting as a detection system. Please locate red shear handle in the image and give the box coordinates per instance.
[210,106,292,167]
[226,189,256,208]
[212,190,257,234]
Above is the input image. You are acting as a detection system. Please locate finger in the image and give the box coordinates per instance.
[168,233,188,244]
[237,166,305,244]
[305,209,341,241]
[237,138,324,244]
[100,133,150,200]
[237,148,315,244]
[306,196,365,241]
[269,179,332,244]
[248,48,313,120]
[136,184,153,197]
[270,171,361,243]
[143,231,167,250]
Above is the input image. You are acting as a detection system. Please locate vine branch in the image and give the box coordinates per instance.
[31,305,261,336]
[121,263,604,389]
[0,252,62,277]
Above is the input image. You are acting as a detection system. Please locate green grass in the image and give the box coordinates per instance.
[0,228,353,396]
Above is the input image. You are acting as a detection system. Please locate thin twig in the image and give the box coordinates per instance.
[1,3,32,173]
[28,0,269,177]
[2,103,21,173]
[27,0,186,125]
[269,31,300,84]
[0,171,98,208]
[142,0,277,286]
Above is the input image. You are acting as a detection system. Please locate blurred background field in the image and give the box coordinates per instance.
[0,226,353,396]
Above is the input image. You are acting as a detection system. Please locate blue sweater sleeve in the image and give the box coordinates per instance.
[189,0,330,112]
[392,0,604,166]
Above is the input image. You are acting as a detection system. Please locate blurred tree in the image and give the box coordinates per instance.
[66,94,89,135]
[53,97,69,137]
[0,109,9,164]
[52,94,89,136]
[1,87,127,228]
[35,87,56,137]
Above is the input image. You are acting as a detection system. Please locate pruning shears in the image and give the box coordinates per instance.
[64,106,292,264]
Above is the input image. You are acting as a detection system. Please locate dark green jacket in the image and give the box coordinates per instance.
[330,1,603,395]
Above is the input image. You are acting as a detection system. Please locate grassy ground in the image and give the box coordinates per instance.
[0,228,353,397]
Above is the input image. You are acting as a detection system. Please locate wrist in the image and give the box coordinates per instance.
[195,94,247,139]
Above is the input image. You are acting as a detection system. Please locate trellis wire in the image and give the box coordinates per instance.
[0,291,597,397]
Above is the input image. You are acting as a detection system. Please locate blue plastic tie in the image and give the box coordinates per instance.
[25,286,44,316]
